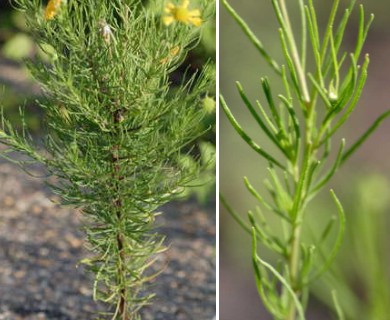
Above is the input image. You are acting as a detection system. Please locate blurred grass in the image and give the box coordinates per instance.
[311,174,390,320]
[220,1,390,319]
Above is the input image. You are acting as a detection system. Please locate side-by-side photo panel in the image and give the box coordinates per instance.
[220,1,390,319]
[0,1,216,319]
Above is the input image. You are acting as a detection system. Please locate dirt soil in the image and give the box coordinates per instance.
[0,160,216,320]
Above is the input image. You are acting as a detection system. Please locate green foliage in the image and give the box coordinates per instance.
[221,0,390,319]
[2,33,34,61]
[179,141,216,203]
[0,0,215,319]
[312,174,390,320]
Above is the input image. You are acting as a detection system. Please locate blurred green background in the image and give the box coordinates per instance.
[220,1,390,319]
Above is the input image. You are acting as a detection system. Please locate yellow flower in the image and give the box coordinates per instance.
[163,0,202,27]
[44,0,63,20]
[160,46,181,64]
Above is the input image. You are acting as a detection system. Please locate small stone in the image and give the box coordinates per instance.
[37,312,46,320]
[79,285,92,296]
[32,204,43,214]
[65,234,83,248]
[13,270,26,279]
[39,248,50,256]
[3,195,15,207]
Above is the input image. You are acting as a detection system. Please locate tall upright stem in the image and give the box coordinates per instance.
[112,110,129,320]
[286,115,315,320]
[286,223,302,320]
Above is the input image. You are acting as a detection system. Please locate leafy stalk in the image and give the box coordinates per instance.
[221,1,387,319]
[1,0,215,319]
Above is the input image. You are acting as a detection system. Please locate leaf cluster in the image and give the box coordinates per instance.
[221,0,389,319]
[1,0,215,318]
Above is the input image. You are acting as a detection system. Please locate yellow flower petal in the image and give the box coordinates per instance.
[164,2,175,13]
[160,57,169,64]
[162,0,202,27]
[190,9,201,17]
[44,0,62,20]
[160,46,181,64]
[163,16,174,26]
[181,0,190,9]
[170,46,180,56]
[189,17,202,27]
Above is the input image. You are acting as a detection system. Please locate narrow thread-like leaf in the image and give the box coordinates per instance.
[221,0,281,75]
[220,95,285,169]
[309,189,346,282]
[342,109,390,164]
[311,139,345,195]
[252,228,306,320]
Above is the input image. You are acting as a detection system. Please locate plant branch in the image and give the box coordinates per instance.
[277,0,310,104]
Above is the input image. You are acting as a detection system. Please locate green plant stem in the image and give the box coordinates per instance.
[222,1,383,319]
[287,223,302,320]
[112,113,129,320]
[116,229,128,320]
[116,218,128,319]
[287,107,316,319]
[279,0,310,104]
[286,172,304,320]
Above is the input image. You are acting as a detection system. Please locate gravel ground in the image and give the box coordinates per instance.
[0,160,216,320]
